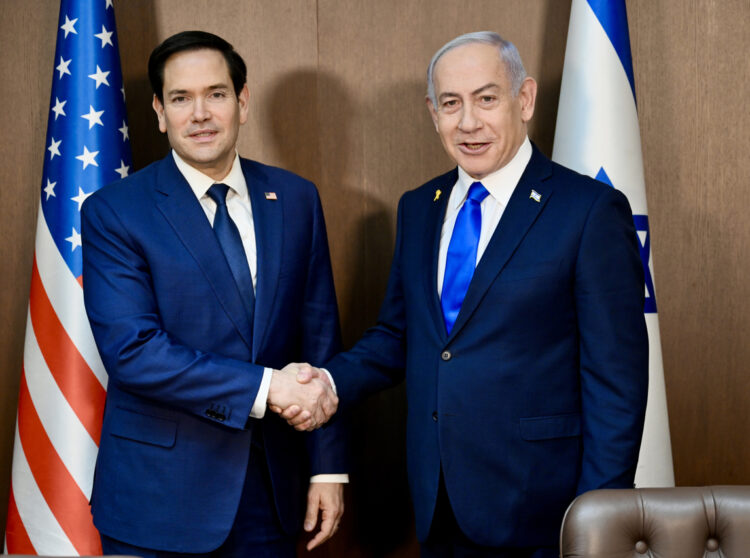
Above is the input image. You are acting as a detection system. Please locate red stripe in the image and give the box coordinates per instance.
[4,480,36,553]
[29,257,105,443]
[17,370,102,555]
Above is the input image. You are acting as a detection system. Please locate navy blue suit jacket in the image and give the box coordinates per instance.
[82,154,344,552]
[327,145,648,548]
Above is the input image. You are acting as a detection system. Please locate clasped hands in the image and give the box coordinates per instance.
[267,363,336,431]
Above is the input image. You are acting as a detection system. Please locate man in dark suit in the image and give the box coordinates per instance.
[82,31,345,557]
[285,31,649,557]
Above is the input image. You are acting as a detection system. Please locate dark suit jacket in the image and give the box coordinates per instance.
[327,145,648,548]
[81,154,344,552]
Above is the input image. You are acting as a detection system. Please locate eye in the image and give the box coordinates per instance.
[479,95,497,104]
[209,90,228,99]
[441,98,460,111]
[171,95,188,104]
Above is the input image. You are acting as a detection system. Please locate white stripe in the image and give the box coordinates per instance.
[10,422,78,555]
[24,309,98,498]
[35,207,108,389]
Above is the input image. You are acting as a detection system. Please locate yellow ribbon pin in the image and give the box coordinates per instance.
[434,189,442,202]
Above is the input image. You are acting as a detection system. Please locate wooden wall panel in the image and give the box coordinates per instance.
[0,0,59,542]
[1,0,748,554]
[629,0,750,486]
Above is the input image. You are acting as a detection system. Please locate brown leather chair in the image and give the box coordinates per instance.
[560,486,750,557]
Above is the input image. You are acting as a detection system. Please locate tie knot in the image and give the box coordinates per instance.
[467,181,489,204]
[207,183,230,206]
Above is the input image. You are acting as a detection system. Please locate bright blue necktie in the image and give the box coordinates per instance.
[441,181,489,334]
[207,183,255,331]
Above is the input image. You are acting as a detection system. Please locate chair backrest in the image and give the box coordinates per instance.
[560,486,750,557]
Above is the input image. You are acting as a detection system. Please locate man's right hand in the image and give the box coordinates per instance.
[267,363,338,431]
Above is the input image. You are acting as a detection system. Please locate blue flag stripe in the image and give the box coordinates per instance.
[585,0,636,100]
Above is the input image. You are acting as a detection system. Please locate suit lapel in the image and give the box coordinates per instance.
[423,170,458,343]
[448,147,554,339]
[242,159,283,359]
[153,155,254,352]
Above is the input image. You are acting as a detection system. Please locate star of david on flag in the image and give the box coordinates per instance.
[552,0,674,487]
[5,0,131,553]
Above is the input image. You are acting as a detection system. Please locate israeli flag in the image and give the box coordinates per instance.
[553,0,674,486]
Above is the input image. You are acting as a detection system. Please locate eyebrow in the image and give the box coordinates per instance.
[438,82,500,101]
[165,83,230,97]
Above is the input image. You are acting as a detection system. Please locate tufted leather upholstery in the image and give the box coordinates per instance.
[560,486,750,557]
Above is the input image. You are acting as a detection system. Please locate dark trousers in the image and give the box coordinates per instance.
[420,473,558,558]
[101,439,295,558]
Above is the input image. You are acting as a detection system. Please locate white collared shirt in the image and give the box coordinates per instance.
[437,136,533,296]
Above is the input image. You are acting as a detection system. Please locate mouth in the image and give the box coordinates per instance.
[458,141,490,154]
[188,129,218,142]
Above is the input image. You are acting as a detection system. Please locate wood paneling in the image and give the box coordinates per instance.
[628,0,750,486]
[1,0,748,555]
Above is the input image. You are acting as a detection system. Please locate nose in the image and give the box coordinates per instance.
[458,102,482,132]
[191,97,210,122]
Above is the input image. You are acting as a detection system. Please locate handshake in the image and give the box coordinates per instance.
[267,363,337,431]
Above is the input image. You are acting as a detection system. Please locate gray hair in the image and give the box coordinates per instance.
[426,31,527,106]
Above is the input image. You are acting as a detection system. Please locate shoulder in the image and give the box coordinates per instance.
[532,149,630,211]
[83,156,168,216]
[401,167,458,207]
[240,157,317,196]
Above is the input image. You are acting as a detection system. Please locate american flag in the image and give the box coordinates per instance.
[5,0,131,553]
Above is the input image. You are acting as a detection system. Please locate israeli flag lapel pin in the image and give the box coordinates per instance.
[529,189,541,203]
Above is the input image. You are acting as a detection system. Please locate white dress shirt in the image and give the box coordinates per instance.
[173,151,347,483]
[437,137,533,295]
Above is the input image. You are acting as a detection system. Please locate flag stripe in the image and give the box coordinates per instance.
[10,418,77,555]
[17,371,102,554]
[585,0,635,97]
[5,482,36,554]
[29,256,105,443]
[24,309,99,497]
[35,208,107,388]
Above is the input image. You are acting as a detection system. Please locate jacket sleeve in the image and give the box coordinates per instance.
[574,186,649,493]
[299,187,349,475]
[325,195,409,412]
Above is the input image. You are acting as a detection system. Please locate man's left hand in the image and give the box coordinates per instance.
[303,482,344,550]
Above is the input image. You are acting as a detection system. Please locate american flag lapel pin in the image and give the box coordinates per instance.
[529,189,541,203]
[264,192,278,200]
[434,189,441,202]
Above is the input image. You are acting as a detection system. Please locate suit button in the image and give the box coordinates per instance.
[432,412,438,422]
[441,350,452,361]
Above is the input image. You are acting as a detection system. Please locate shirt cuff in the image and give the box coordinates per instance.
[310,474,349,483]
[249,367,273,418]
[320,368,337,394]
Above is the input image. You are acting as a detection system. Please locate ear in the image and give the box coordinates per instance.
[152,94,167,133]
[517,77,537,123]
[237,83,250,125]
[426,96,439,132]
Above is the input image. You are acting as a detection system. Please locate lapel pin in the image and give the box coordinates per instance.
[264,192,278,200]
[529,189,541,203]
[434,189,442,202]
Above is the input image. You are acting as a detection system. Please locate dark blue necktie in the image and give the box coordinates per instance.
[441,181,489,334]
[207,183,255,330]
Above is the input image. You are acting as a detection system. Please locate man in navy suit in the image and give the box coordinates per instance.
[82,31,345,557]
[286,31,649,557]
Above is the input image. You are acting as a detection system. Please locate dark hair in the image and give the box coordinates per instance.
[148,30,247,102]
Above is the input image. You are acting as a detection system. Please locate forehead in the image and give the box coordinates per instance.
[162,48,231,89]
[433,42,509,95]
